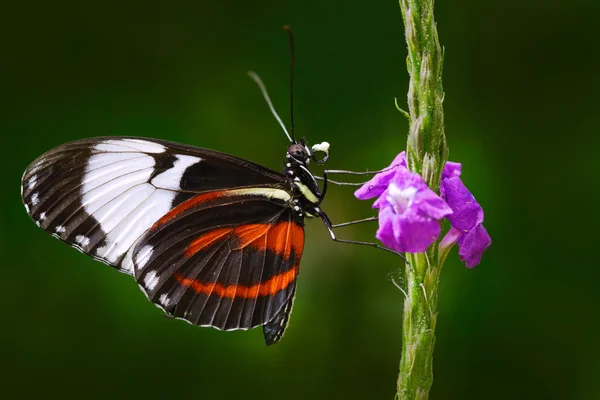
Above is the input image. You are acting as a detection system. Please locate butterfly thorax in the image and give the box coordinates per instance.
[283,141,325,221]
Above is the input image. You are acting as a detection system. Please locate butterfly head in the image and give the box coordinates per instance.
[287,139,330,166]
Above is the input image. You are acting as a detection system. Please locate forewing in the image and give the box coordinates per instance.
[21,137,285,273]
[133,192,304,335]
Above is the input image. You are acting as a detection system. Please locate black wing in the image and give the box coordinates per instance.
[133,190,303,344]
[21,137,287,274]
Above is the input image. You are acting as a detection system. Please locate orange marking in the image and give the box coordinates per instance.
[185,228,232,257]
[184,221,304,260]
[266,221,304,260]
[246,221,304,260]
[233,224,271,249]
[174,266,299,299]
[152,191,226,229]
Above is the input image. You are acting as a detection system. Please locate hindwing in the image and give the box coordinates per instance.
[133,191,304,337]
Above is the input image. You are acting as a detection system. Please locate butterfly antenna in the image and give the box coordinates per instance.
[248,71,293,143]
[284,25,296,143]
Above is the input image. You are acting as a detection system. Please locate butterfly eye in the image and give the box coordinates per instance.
[310,142,330,164]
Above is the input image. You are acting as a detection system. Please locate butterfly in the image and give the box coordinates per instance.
[21,130,334,345]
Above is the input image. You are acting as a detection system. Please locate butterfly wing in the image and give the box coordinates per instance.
[22,137,303,344]
[21,137,286,274]
[133,191,304,341]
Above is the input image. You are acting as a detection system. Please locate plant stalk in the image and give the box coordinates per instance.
[396,0,447,398]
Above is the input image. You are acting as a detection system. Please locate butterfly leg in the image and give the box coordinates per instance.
[316,167,395,187]
[314,175,367,187]
[316,210,409,264]
[316,163,404,187]
[315,172,410,265]
[324,168,394,176]
[317,170,379,199]
[330,216,378,228]
[318,172,377,229]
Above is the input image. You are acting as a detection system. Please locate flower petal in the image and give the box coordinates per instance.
[457,224,491,268]
[375,208,441,253]
[440,161,462,198]
[442,176,482,231]
[415,187,453,219]
[375,207,398,249]
[439,226,461,252]
[394,214,441,253]
[354,152,406,200]
[442,161,462,180]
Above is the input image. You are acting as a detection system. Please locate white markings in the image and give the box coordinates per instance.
[293,181,320,204]
[387,183,418,213]
[28,175,37,190]
[94,139,166,154]
[55,225,66,233]
[83,154,155,194]
[39,212,46,221]
[135,245,154,269]
[80,140,190,268]
[95,189,175,263]
[75,235,90,247]
[123,139,166,153]
[151,154,201,190]
[30,193,39,206]
[24,204,30,213]
[159,293,171,307]
[86,152,144,170]
[92,184,155,234]
[83,169,155,217]
[144,270,159,290]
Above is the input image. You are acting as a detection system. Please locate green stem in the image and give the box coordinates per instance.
[396,0,447,398]
[397,249,441,399]
[400,0,447,189]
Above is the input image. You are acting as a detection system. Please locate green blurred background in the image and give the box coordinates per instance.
[3,0,599,399]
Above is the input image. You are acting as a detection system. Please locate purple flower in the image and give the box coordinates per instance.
[355,158,452,253]
[354,152,406,200]
[440,175,491,268]
[440,161,461,198]
[355,152,491,267]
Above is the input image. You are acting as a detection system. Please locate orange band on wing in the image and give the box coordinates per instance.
[152,191,226,229]
[174,266,299,299]
[185,227,233,257]
[264,221,304,260]
[233,224,271,248]
[184,221,304,260]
